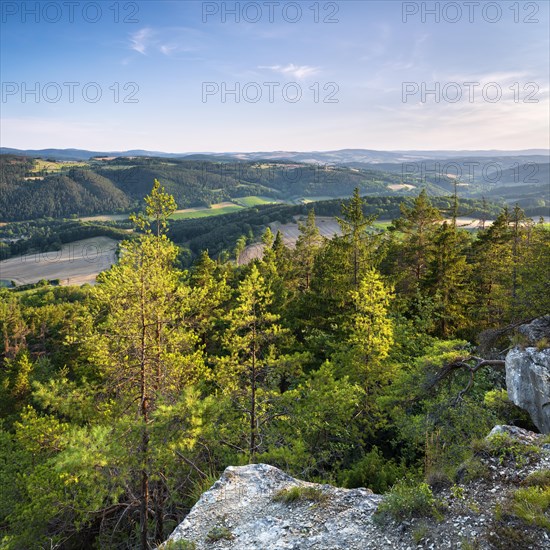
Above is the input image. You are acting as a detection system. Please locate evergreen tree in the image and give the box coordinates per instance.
[387,189,442,297]
[516,219,550,319]
[294,209,323,292]
[90,183,203,548]
[329,268,395,444]
[471,208,514,328]
[234,235,247,265]
[336,187,379,290]
[218,264,290,460]
[423,222,472,337]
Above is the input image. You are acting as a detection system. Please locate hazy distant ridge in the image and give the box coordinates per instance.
[2,147,548,163]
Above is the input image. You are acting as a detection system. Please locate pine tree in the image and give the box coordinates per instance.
[218,264,289,460]
[91,182,203,548]
[471,208,516,327]
[234,235,247,265]
[336,187,379,290]
[388,189,442,296]
[345,269,394,385]
[515,217,550,320]
[332,269,395,436]
[294,209,323,292]
[423,222,472,337]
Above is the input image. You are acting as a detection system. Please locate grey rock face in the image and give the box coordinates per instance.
[161,435,550,550]
[162,463,391,550]
[506,346,550,433]
[517,315,550,344]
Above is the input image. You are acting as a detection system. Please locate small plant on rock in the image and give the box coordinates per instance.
[456,456,490,483]
[273,485,328,503]
[159,540,197,550]
[535,337,549,351]
[205,526,234,542]
[412,522,429,544]
[522,469,550,488]
[375,479,442,523]
[472,433,539,467]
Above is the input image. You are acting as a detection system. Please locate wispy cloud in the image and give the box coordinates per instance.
[130,28,153,54]
[259,63,320,79]
[128,27,202,57]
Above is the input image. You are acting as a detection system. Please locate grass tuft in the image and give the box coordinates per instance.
[273,485,328,504]
[205,526,234,542]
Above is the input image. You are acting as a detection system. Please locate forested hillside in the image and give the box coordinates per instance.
[2,154,548,223]
[0,155,411,221]
[1,183,548,549]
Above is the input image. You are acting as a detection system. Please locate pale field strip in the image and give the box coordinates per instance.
[77,202,240,223]
[240,217,342,263]
[239,216,550,264]
[172,201,237,214]
[3,216,547,285]
[0,237,118,287]
[78,214,129,222]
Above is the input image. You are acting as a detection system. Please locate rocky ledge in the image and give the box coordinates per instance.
[161,426,550,550]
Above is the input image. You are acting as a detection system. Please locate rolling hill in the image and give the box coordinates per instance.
[1,151,548,222]
[0,155,433,222]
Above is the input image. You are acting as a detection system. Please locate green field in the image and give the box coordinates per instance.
[31,159,88,173]
[170,204,244,220]
[232,196,280,207]
[373,220,393,229]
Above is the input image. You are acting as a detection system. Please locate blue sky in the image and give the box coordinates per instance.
[1,1,548,151]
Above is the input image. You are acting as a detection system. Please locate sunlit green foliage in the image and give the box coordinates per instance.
[0,185,547,547]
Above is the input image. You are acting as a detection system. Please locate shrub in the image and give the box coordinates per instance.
[487,521,537,550]
[456,456,490,483]
[375,479,440,522]
[510,486,550,529]
[426,469,452,492]
[472,433,540,466]
[339,446,406,493]
[522,469,550,488]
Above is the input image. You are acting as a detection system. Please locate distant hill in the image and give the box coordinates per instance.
[1,152,547,222]
[0,155,426,222]
[0,148,189,161]
[2,147,548,163]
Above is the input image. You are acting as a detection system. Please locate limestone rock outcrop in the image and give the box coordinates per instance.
[161,463,387,550]
[161,438,550,550]
[505,318,550,433]
[517,315,550,344]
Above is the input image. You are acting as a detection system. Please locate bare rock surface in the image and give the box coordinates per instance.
[162,427,550,550]
[506,346,550,433]
[517,315,550,345]
[163,463,393,549]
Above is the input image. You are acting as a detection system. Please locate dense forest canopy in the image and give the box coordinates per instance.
[1,181,548,548]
